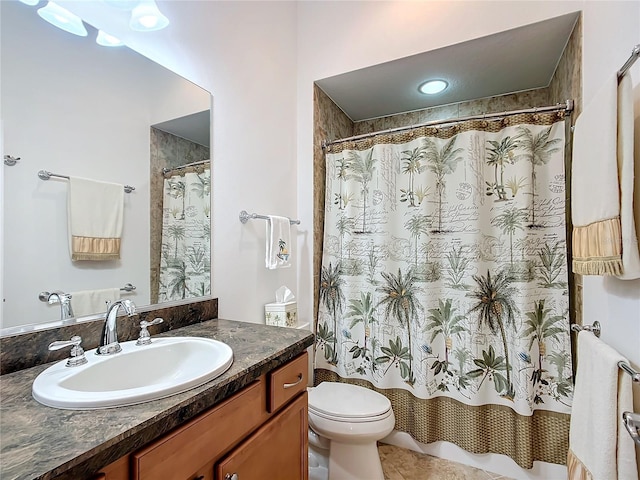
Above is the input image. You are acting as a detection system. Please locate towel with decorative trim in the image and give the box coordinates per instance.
[71,288,121,317]
[615,72,640,279]
[571,72,639,276]
[567,331,638,480]
[265,215,291,269]
[68,177,124,261]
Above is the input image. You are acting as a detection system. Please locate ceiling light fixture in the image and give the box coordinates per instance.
[418,79,448,95]
[96,30,124,47]
[37,1,87,37]
[18,0,41,6]
[129,0,169,31]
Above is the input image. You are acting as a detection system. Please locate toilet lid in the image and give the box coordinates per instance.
[308,382,391,419]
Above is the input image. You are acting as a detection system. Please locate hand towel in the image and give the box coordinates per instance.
[572,73,623,275]
[266,215,291,269]
[68,177,124,261]
[567,331,638,480]
[615,72,640,279]
[70,288,121,317]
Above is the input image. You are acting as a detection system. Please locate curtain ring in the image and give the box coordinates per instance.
[532,107,539,122]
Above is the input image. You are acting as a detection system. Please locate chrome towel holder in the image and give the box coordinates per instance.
[573,322,640,383]
[239,210,300,225]
[38,170,135,193]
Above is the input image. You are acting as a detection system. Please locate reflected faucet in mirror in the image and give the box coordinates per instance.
[98,299,137,356]
[38,291,74,321]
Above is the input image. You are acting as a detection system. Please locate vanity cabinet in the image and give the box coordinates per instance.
[95,352,308,480]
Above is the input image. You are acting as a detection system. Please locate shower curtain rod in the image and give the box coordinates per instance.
[322,99,574,149]
[162,159,210,175]
[618,44,640,79]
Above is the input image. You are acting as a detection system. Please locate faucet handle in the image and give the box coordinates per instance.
[136,317,164,346]
[48,335,88,367]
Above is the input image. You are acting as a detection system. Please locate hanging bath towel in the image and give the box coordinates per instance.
[567,331,638,480]
[265,215,291,269]
[68,177,124,261]
[572,72,640,277]
[71,288,121,317]
[615,72,640,279]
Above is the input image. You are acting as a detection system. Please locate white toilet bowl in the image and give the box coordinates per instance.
[308,382,395,480]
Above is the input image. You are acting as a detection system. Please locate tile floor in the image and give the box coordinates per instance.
[379,444,514,480]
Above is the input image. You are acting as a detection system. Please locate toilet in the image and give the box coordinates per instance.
[307,382,395,480]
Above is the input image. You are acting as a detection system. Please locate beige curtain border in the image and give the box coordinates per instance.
[316,369,570,469]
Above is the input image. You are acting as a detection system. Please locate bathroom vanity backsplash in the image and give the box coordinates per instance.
[0,298,218,375]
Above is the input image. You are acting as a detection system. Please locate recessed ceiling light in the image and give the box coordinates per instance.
[418,79,448,95]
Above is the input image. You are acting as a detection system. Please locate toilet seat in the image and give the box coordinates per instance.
[308,382,392,422]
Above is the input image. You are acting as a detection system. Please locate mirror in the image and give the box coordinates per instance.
[1,0,212,332]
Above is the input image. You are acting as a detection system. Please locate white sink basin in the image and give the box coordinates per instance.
[32,337,233,410]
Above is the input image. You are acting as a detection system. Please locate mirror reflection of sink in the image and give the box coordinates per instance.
[32,337,233,410]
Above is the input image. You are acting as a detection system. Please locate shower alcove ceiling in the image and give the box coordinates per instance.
[312,11,583,324]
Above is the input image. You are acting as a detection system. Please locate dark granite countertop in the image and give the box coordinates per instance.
[0,319,314,480]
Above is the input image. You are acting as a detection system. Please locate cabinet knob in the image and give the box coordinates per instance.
[224,473,239,480]
[193,476,204,480]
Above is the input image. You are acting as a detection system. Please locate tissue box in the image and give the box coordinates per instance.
[265,301,298,327]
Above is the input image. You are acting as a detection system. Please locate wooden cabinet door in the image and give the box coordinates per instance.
[132,380,264,480]
[216,392,308,480]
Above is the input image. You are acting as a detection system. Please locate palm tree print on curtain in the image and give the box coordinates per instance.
[159,166,211,301]
[316,113,572,468]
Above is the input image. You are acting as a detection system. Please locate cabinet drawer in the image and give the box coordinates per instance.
[132,379,264,480]
[268,352,308,413]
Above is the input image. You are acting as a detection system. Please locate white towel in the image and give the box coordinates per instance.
[68,177,124,261]
[70,288,121,317]
[567,331,638,480]
[616,73,640,279]
[265,215,291,269]
[572,74,623,275]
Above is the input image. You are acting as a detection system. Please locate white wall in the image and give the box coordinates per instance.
[0,0,208,328]
[296,1,639,478]
[57,1,299,325]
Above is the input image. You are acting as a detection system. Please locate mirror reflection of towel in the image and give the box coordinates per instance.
[266,215,291,269]
[71,288,121,317]
[68,177,124,261]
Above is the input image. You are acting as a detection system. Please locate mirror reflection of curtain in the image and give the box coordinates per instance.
[158,164,211,302]
[316,112,572,469]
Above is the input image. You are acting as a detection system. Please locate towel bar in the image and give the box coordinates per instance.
[623,411,640,446]
[573,322,640,383]
[571,321,601,337]
[120,283,136,292]
[239,210,300,225]
[38,170,135,193]
[618,361,640,383]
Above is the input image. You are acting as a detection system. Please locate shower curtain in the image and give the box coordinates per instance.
[315,112,573,469]
[158,164,211,302]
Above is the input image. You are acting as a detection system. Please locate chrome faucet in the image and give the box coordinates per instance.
[41,291,74,320]
[97,299,137,355]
